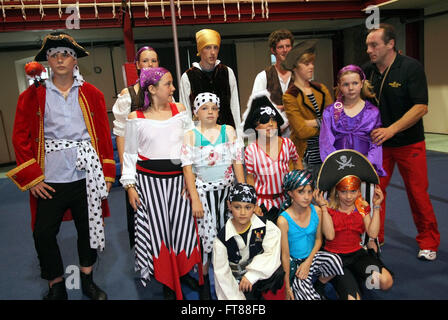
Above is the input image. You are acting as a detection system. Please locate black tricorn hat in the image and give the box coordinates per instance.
[316,149,379,192]
[281,39,317,71]
[34,32,89,61]
[243,91,285,132]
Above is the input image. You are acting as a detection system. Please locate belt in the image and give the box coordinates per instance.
[258,193,283,200]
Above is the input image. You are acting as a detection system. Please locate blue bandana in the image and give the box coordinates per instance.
[279,170,313,212]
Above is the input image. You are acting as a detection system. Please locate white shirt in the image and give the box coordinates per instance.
[111,91,132,137]
[251,68,292,98]
[212,214,282,300]
[119,111,190,186]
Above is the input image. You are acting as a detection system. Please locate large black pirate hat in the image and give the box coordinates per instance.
[35,32,89,61]
[317,149,379,192]
[243,90,285,132]
[281,39,317,71]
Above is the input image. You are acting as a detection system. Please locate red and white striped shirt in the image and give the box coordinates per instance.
[245,137,299,211]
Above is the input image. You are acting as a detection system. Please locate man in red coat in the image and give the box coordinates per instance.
[7,32,116,300]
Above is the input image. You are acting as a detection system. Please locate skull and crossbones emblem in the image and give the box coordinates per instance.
[260,106,276,116]
[335,155,355,170]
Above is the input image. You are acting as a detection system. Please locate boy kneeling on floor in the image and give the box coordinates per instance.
[213,183,285,300]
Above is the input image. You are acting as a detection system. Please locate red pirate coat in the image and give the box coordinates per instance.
[7,82,116,230]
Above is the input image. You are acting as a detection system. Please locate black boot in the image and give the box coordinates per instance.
[43,280,68,300]
[199,274,211,300]
[80,271,107,300]
[163,285,176,300]
[180,274,199,291]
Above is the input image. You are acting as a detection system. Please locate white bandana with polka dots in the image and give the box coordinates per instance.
[193,92,220,115]
[46,46,77,59]
[45,139,108,251]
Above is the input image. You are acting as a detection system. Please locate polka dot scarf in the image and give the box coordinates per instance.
[45,139,108,251]
[193,92,220,115]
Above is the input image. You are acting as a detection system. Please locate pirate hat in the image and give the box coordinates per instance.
[316,149,379,192]
[34,32,89,61]
[281,39,317,71]
[243,90,285,132]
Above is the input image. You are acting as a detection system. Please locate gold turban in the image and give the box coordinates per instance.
[195,29,221,56]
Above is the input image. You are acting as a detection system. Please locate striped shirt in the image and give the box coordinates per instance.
[245,137,299,211]
[305,93,322,165]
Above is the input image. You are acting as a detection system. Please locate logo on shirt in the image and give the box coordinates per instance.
[253,230,264,242]
[335,155,355,170]
[388,81,401,88]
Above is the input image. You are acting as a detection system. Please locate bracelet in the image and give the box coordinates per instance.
[373,205,381,210]
[124,184,136,191]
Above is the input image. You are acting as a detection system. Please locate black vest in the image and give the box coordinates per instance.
[127,85,139,112]
[265,65,294,106]
[217,217,267,265]
[186,64,234,127]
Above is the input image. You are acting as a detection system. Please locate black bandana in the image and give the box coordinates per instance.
[229,183,257,204]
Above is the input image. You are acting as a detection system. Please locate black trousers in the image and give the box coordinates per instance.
[33,179,97,281]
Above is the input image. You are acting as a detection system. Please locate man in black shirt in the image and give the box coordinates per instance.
[363,23,439,261]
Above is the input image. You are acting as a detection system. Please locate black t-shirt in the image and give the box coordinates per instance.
[363,54,428,147]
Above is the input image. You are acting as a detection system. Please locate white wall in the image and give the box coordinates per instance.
[424,12,448,134]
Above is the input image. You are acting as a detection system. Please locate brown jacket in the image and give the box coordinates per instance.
[283,82,333,158]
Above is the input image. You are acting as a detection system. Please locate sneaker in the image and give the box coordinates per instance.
[418,249,437,261]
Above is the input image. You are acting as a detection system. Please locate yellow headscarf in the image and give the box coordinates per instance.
[195,29,221,56]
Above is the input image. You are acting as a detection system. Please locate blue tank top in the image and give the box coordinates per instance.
[193,124,227,147]
[280,204,319,259]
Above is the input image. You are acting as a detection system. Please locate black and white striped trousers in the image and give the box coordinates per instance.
[291,251,344,300]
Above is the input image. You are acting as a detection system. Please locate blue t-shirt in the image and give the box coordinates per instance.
[280,204,319,259]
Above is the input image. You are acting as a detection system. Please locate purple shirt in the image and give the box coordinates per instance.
[319,100,387,177]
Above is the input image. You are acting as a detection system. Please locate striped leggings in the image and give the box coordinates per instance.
[291,251,344,300]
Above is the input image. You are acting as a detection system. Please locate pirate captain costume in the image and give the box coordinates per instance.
[317,149,393,299]
[6,32,115,300]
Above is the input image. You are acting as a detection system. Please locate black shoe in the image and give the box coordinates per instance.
[313,280,327,300]
[43,280,68,300]
[80,272,108,300]
[163,285,176,300]
[180,274,199,291]
[199,274,211,300]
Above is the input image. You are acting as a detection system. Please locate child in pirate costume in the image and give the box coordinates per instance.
[244,92,302,222]
[317,150,394,300]
[282,40,334,181]
[112,45,159,248]
[212,183,284,300]
[120,67,202,300]
[179,29,241,134]
[7,32,116,300]
[277,170,343,300]
[319,64,386,177]
[181,92,245,299]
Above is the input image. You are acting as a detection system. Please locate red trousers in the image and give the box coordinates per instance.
[379,141,440,251]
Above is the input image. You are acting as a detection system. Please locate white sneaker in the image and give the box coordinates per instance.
[418,249,437,261]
